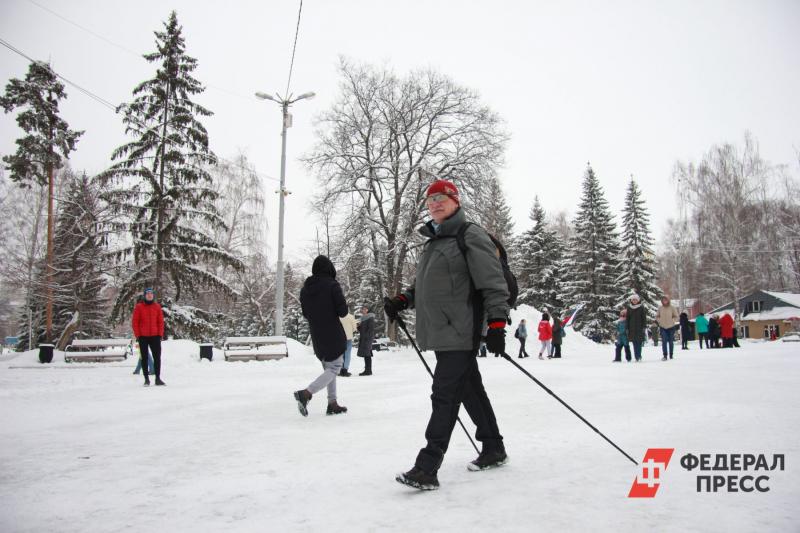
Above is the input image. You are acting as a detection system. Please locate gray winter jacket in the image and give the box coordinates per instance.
[402,208,510,351]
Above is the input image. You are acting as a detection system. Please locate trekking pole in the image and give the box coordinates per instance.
[500,352,639,466]
[394,315,480,455]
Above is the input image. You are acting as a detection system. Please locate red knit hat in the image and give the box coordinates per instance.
[426,179,460,204]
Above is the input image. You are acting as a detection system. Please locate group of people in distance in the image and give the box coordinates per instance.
[504,315,563,360]
[693,311,739,349]
[615,295,740,363]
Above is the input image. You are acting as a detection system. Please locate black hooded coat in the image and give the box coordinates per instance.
[300,256,348,361]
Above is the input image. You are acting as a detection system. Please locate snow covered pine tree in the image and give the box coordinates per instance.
[617,177,660,317]
[559,164,622,342]
[98,11,242,339]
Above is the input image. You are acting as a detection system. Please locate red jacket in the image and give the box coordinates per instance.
[719,314,734,339]
[132,301,164,338]
[538,320,553,341]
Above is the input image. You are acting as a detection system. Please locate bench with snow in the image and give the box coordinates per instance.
[223,336,288,361]
[64,338,133,363]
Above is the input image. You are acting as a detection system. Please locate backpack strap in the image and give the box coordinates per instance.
[455,221,472,259]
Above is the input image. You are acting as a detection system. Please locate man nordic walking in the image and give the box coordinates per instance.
[294,255,348,417]
[357,305,376,376]
[132,288,165,386]
[384,179,510,491]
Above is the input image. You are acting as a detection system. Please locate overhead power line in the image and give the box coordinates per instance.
[24,0,252,102]
[27,0,142,57]
[0,37,279,183]
[285,0,304,97]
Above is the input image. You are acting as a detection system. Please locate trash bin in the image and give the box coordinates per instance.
[39,343,54,364]
[199,343,214,361]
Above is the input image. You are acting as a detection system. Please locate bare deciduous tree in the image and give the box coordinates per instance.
[304,59,508,336]
[668,132,798,315]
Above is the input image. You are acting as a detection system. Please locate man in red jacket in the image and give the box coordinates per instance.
[132,288,165,386]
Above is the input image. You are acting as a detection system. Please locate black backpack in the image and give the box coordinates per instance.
[455,222,519,309]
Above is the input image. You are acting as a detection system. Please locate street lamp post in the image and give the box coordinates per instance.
[255,90,315,336]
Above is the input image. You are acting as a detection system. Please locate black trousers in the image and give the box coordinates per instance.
[415,350,503,474]
[681,332,689,349]
[552,344,562,358]
[614,342,631,361]
[698,333,708,349]
[139,336,162,379]
[518,338,528,356]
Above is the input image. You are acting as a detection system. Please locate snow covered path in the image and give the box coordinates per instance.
[1,312,798,532]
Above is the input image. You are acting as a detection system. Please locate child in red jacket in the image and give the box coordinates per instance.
[538,312,553,360]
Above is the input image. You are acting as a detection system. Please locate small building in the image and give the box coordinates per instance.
[675,298,704,319]
[708,290,800,339]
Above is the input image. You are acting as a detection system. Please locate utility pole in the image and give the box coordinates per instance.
[254,90,315,336]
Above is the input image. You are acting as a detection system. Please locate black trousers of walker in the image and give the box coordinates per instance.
[139,335,162,380]
[415,350,504,474]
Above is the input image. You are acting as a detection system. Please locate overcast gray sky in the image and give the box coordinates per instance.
[2,0,799,267]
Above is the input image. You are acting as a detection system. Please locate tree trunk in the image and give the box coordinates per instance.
[46,162,54,342]
[155,79,171,296]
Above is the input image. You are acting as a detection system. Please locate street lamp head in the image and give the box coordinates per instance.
[296,91,316,101]
[255,91,277,102]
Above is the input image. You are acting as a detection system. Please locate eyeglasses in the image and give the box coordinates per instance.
[425,193,451,204]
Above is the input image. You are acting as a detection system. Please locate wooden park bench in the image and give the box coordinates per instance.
[223,336,289,362]
[64,338,133,363]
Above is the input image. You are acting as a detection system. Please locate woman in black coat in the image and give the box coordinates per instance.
[293,255,349,417]
[679,311,691,350]
[708,316,721,348]
[550,314,563,358]
[625,294,647,362]
[356,305,376,376]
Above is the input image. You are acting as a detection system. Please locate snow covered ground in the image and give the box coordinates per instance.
[1,306,798,532]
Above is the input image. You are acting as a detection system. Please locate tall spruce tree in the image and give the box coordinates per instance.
[98,11,242,338]
[51,172,110,346]
[617,177,660,317]
[559,164,621,342]
[515,197,563,313]
[473,176,514,243]
[1,61,83,341]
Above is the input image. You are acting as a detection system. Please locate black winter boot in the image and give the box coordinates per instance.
[468,449,509,471]
[395,466,439,490]
[155,378,166,386]
[293,389,312,417]
[326,401,348,415]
